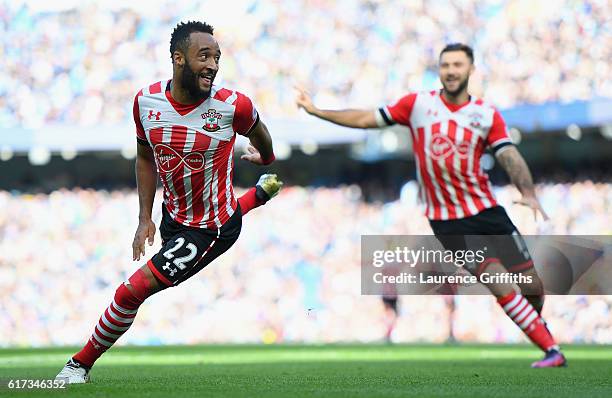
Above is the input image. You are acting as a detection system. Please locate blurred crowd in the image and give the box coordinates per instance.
[1,0,610,129]
[1,181,611,347]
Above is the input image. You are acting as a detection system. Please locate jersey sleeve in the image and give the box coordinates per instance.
[232,92,260,136]
[133,92,148,146]
[487,109,513,154]
[378,93,417,127]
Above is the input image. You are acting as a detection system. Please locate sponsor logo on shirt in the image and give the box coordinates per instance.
[153,144,205,173]
[429,134,472,161]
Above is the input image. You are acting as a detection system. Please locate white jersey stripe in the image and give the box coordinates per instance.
[225,91,238,105]
[211,170,222,228]
[144,121,151,146]
[225,146,235,217]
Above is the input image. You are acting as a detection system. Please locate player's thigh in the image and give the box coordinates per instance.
[477,260,517,297]
[493,233,543,295]
[173,233,240,285]
[172,207,243,284]
[434,233,487,277]
[515,264,544,297]
[149,230,217,287]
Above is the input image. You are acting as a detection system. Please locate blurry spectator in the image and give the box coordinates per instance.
[0,0,610,129]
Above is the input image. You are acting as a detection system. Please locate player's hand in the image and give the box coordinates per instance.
[132,219,156,261]
[294,86,317,115]
[240,145,266,165]
[514,195,549,221]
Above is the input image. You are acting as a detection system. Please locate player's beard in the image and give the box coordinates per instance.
[181,59,211,100]
[442,75,469,98]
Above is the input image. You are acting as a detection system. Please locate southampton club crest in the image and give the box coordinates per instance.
[202,109,222,132]
[468,112,482,129]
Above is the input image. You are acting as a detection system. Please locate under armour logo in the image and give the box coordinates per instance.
[162,262,178,277]
[427,109,439,117]
[90,337,101,350]
[148,110,161,120]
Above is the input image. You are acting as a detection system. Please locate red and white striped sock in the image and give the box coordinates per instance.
[73,269,153,367]
[498,291,559,352]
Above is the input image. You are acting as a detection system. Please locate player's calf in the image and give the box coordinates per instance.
[525,294,544,314]
[480,261,564,365]
[56,267,162,383]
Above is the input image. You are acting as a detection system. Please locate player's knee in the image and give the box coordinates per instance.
[517,268,544,310]
[125,267,164,301]
[479,261,517,297]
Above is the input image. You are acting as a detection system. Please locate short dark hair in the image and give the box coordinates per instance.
[439,43,474,64]
[169,21,214,60]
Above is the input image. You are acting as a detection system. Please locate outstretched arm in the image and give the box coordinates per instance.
[295,87,379,129]
[496,146,548,220]
[132,143,158,260]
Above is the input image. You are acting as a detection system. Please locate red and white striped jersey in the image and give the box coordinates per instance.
[379,90,513,221]
[134,80,259,229]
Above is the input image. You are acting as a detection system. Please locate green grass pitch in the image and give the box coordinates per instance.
[1,344,611,397]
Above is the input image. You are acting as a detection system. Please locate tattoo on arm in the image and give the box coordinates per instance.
[496,147,535,196]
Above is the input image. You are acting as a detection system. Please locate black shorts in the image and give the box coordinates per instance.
[429,206,533,276]
[147,204,242,286]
